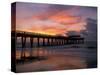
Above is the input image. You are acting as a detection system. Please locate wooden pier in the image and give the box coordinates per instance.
[11,31,84,61]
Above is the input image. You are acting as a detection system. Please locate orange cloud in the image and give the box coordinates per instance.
[50,12,81,25]
[28,25,67,36]
[16,10,86,36]
[67,22,86,32]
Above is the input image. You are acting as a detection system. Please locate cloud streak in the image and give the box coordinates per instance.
[15,2,97,36]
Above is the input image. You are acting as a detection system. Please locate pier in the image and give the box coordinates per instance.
[11,31,84,61]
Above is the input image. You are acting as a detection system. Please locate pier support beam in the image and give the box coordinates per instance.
[43,38,45,46]
[37,37,40,47]
[47,38,50,46]
[21,36,26,59]
[30,37,33,57]
[51,38,53,46]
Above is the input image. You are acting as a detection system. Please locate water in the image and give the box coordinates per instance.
[16,41,97,72]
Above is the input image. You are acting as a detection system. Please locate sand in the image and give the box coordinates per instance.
[16,55,87,72]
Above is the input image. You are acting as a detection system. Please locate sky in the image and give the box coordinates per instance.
[15,2,97,38]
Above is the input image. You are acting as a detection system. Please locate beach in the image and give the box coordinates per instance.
[16,43,97,72]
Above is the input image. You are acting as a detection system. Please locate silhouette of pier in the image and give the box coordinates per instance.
[11,31,84,62]
[12,31,84,46]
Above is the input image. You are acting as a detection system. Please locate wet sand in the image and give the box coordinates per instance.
[16,44,97,73]
[16,55,87,72]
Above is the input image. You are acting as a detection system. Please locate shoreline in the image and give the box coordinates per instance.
[16,55,87,73]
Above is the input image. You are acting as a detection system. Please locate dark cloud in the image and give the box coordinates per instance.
[80,18,97,41]
[66,18,97,42]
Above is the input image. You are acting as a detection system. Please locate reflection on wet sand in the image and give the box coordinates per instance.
[16,44,97,73]
[16,55,87,72]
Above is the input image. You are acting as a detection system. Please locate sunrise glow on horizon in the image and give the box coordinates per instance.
[14,2,97,36]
